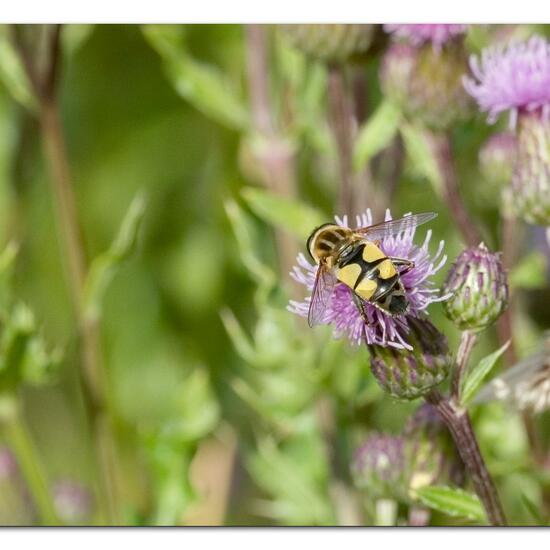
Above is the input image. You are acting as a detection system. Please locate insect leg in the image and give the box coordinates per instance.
[389,257,415,275]
[351,292,371,326]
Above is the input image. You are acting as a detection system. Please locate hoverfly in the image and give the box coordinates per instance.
[306,212,437,327]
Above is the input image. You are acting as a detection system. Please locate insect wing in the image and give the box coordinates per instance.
[308,264,337,327]
[356,212,437,241]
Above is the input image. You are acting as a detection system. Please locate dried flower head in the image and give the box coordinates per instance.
[280,24,374,63]
[384,24,468,49]
[288,209,448,350]
[464,36,550,126]
[474,336,550,414]
[443,243,508,332]
[380,40,471,130]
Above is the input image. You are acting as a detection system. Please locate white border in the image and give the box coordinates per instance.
[1,0,550,23]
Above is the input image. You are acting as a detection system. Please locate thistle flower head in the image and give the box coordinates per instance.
[380,39,471,130]
[464,36,550,126]
[280,24,374,63]
[53,480,93,524]
[369,317,452,400]
[384,24,468,49]
[288,209,448,350]
[351,434,409,501]
[443,243,508,332]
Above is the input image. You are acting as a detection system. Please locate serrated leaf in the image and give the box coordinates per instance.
[400,123,442,194]
[142,25,248,131]
[353,100,401,172]
[84,193,146,321]
[509,251,547,290]
[241,187,325,241]
[415,486,486,523]
[461,341,510,405]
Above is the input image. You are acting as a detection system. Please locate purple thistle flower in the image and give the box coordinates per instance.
[464,36,550,126]
[384,24,468,49]
[288,209,448,350]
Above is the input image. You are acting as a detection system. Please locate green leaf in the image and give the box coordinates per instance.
[0,27,37,112]
[400,123,442,194]
[84,193,146,321]
[461,341,510,405]
[353,100,401,172]
[509,251,548,290]
[142,25,248,131]
[415,486,486,523]
[241,187,325,241]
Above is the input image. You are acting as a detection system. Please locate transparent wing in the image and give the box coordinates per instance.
[356,212,437,241]
[308,264,337,328]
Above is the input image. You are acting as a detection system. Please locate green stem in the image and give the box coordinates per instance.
[2,397,59,525]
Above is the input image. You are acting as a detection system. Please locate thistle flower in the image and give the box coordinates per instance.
[384,24,468,50]
[443,243,508,332]
[288,209,448,350]
[351,434,409,502]
[380,34,471,130]
[369,317,452,399]
[53,480,93,524]
[280,24,374,64]
[464,36,550,225]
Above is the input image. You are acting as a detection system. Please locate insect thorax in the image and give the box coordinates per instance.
[307,224,354,265]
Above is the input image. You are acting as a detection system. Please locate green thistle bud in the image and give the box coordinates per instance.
[510,112,550,226]
[443,243,508,332]
[280,24,374,64]
[380,42,471,130]
[368,318,452,400]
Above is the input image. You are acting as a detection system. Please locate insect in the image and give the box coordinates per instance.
[306,212,437,327]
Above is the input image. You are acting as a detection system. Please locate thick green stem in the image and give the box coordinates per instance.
[2,396,59,525]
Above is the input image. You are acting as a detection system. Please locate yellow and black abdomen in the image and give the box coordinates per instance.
[335,241,408,316]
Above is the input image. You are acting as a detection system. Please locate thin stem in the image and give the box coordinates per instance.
[426,390,507,526]
[245,25,297,278]
[432,133,483,249]
[2,397,59,525]
[13,26,120,524]
[452,330,477,401]
[327,66,355,216]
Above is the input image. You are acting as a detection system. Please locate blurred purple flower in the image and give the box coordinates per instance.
[288,209,448,350]
[53,480,93,524]
[384,24,468,49]
[464,36,550,126]
[0,447,18,480]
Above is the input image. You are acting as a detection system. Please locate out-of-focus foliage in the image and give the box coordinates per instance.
[0,23,548,526]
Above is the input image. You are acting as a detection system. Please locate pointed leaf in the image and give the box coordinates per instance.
[143,25,248,131]
[84,193,146,320]
[353,100,401,172]
[414,486,486,523]
[461,341,510,405]
[241,187,325,241]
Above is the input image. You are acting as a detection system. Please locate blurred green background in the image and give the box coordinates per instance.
[0,24,548,526]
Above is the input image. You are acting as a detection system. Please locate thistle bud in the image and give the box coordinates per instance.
[443,243,508,332]
[510,112,550,226]
[368,318,451,400]
[479,132,517,187]
[351,434,409,502]
[380,42,471,130]
[280,24,374,64]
